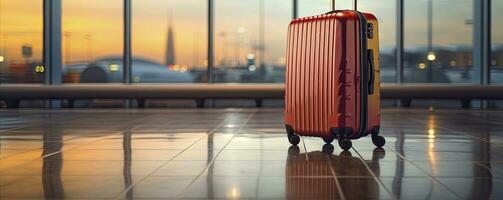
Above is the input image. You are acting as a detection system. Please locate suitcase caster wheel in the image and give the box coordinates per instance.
[288,134,300,146]
[322,144,334,154]
[338,139,352,151]
[372,135,386,148]
[323,137,334,144]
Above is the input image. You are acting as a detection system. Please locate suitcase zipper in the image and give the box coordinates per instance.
[354,11,369,139]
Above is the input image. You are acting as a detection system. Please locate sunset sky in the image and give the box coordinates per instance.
[0,0,502,68]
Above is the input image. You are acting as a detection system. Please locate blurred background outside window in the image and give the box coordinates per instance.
[0,0,43,83]
[0,0,500,87]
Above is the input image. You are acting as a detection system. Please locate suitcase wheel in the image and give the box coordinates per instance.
[285,125,300,146]
[372,135,386,148]
[288,134,300,146]
[322,137,334,144]
[322,143,334,154]
[338,139,352,151]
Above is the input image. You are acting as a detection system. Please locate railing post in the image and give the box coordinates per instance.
[123,0,132,84]
[473,0,491,108]
[123,0,132,107]
[207,0,214,83]
[396,0,404,107]
[395,0,404,84]
[43,0,62,108]
[473,0,491,86]
[205,0,215,108]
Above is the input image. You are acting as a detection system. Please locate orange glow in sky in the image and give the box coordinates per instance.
[0,0,43,63]
[1,0,500,68]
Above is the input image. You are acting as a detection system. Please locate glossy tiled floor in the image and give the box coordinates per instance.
[1,108,503,199]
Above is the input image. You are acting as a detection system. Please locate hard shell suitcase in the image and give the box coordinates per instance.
[284,0,385,150]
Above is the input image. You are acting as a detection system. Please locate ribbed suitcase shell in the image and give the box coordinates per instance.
[286,151,382,199]
[284,10,380,139]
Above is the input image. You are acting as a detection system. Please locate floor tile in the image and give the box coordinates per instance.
[181,176,261,199]
[284,177,341,199]
[477,161,503,176]
[0,175,141,199]
[414,161,497,178]
[380,177,460,199]
[152,161,209,176]
[437,178,503,199]
[61,149,182,161]
[338,177,393,199]
[123,176,196,198]
[0,108,502,199]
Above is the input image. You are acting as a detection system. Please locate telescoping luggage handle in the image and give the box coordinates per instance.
[331,0,357,11]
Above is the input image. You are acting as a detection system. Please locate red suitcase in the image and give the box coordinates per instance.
[284,1,385,151]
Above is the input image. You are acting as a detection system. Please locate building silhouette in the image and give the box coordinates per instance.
[165,13,176,66]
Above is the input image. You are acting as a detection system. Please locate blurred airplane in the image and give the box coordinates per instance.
[63,57,194,83]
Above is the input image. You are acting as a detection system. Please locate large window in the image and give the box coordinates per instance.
[403,0,474,84]
[358,0,397,83]
[213,0,292,83]
[0,0,43,83]
[132,0,207,83]
[491,0,503,83]
[62,0,123,83]
[298,0,351,18]
[1,1,496,86]
[298,0,330,18]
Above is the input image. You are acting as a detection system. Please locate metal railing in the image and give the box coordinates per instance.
[2,84,503,108]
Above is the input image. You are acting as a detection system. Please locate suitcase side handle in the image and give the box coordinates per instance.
[367,49,375,95]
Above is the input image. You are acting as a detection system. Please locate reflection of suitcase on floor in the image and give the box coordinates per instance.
[284,0,385,150]
[285,147,384,199]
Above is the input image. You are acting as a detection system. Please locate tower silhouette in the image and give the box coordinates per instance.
[165,12,176,66]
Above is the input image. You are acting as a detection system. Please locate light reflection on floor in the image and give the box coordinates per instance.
[0,108,502,199]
